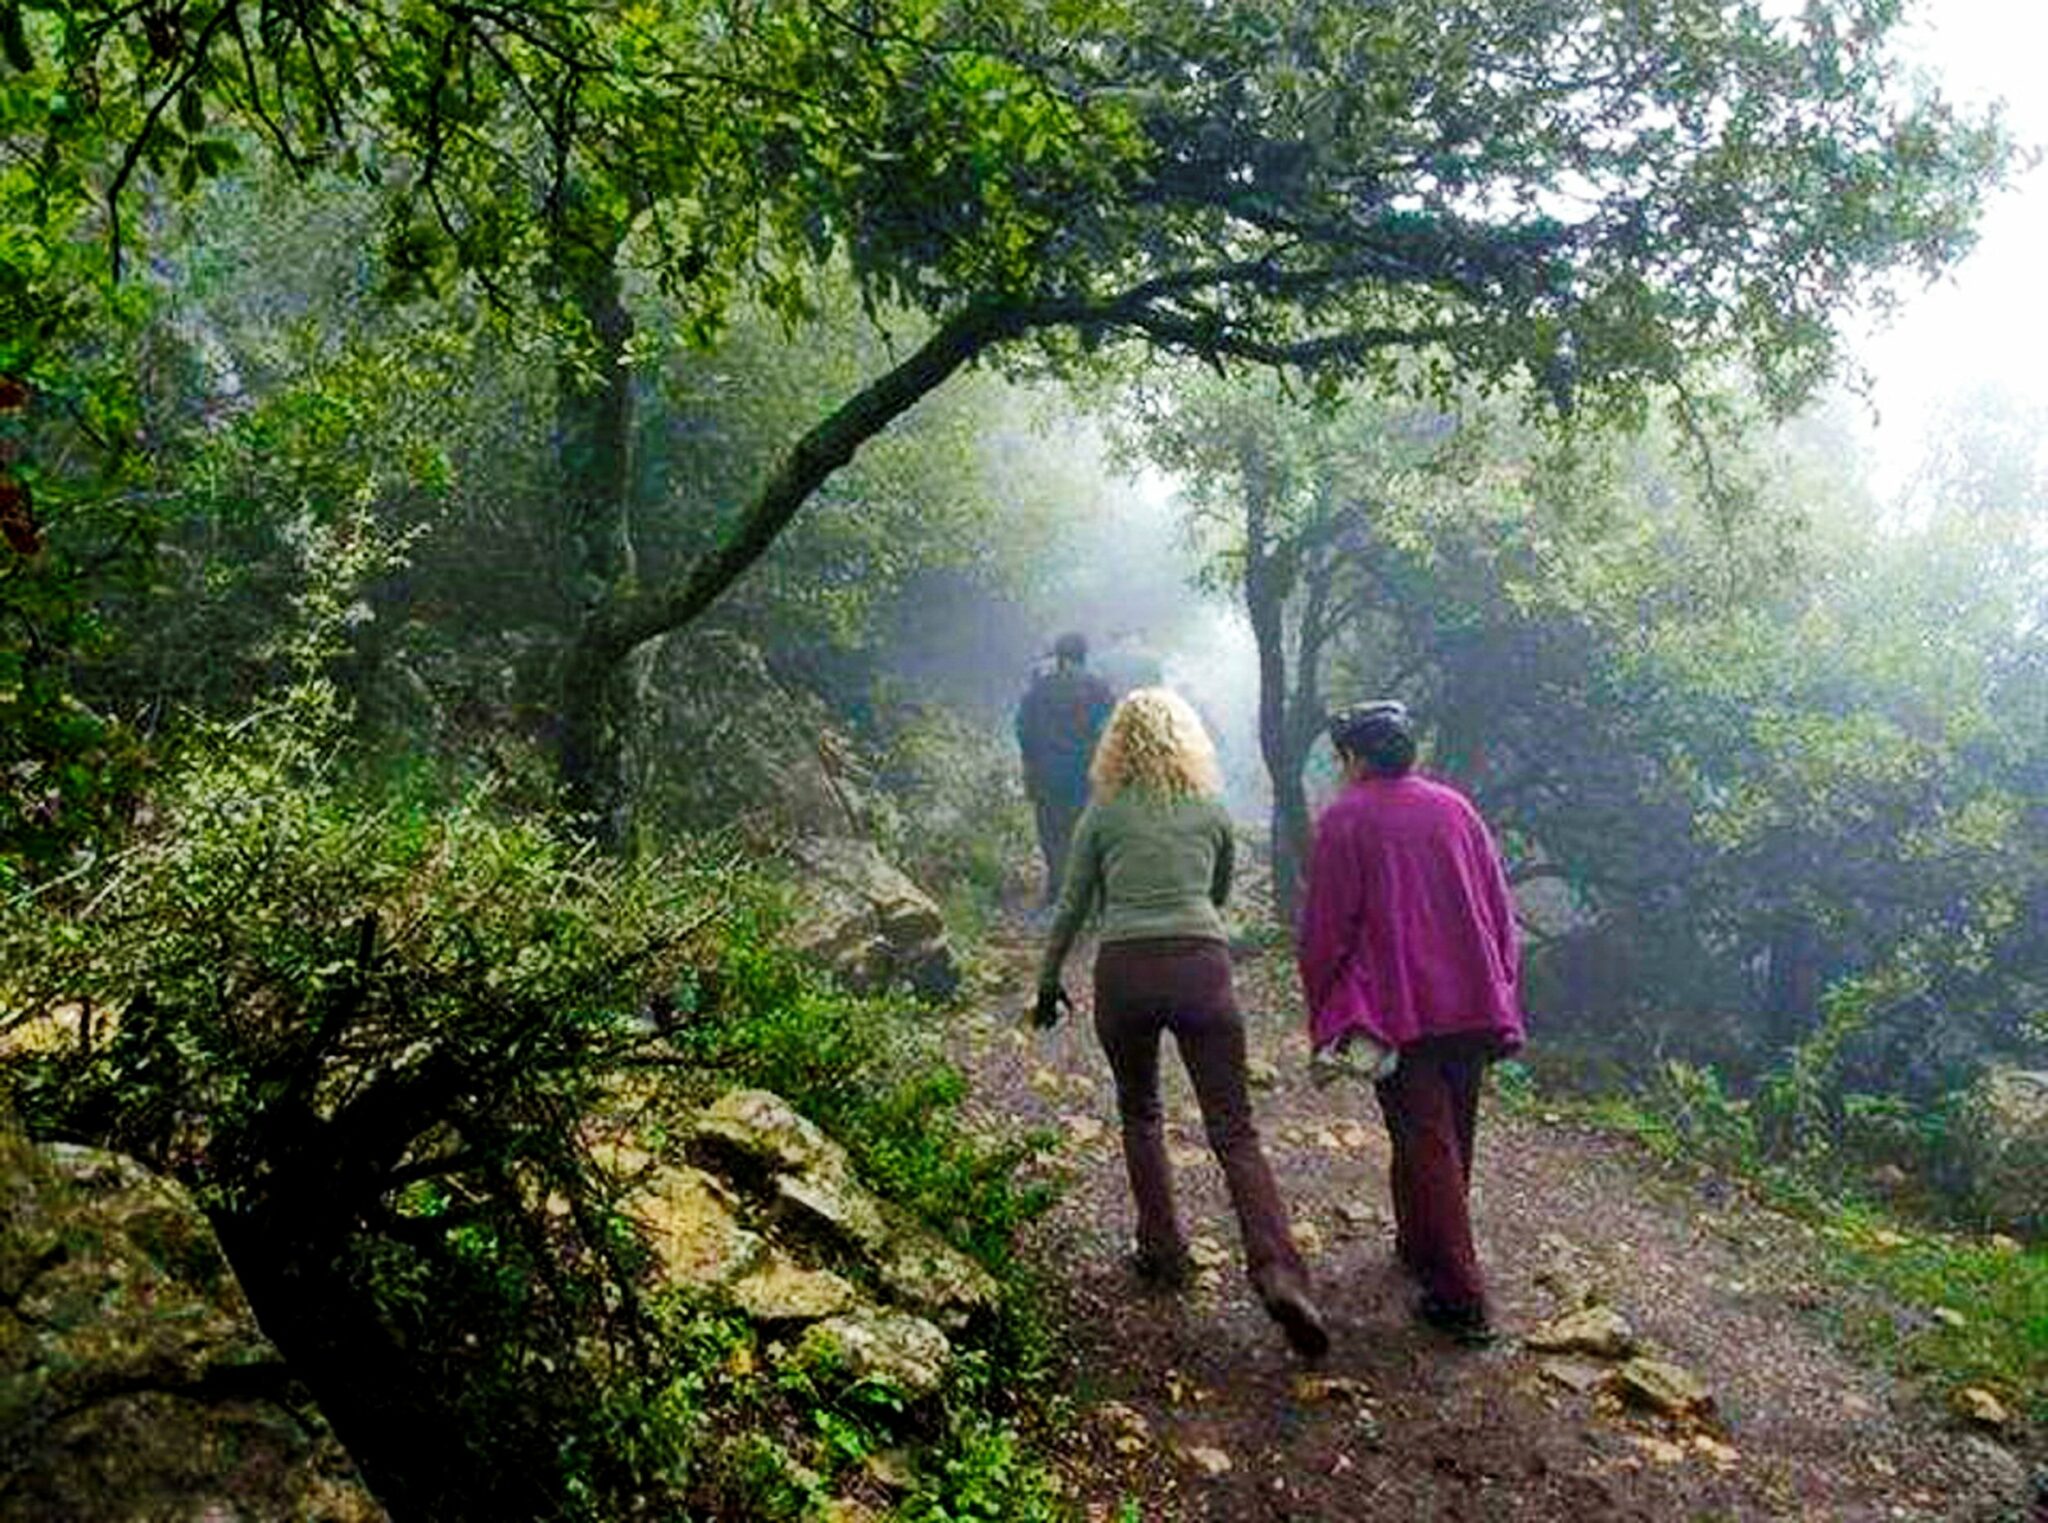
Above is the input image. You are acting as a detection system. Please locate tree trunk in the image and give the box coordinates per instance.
[1764,915,1824,1046]
[1240,441,1310,925]
[1269,759,1312,926]
[553,236,640,847]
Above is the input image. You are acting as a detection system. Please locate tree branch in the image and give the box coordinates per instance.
[587,300,1026,657]
[107,0,240,281]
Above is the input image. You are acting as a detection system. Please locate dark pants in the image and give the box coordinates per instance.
[1374,1034,1497,1315]
[1093,938,1307,1294]
[1032,791,1084,904]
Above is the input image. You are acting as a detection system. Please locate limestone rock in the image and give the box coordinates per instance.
[0,1121,384,1521]
[785,836,959,998]
[1097,1400,1151,1454]
[1953,1385,2013,1429]
[876,1227,998,1330]
[1525,1304,1637,1360]
[1955,1067,2048,1237]
[777,1168,891,1252]
[1335,1199,1384,1234]
[626,1163,763,1289]
[1245,1057,1282,1090]
[693,1089,854,1183]
[728,1254,859,1324]
[692,1089,996,1331]
[1615,1356,1712,1417]
[863,1448,920,1493]
[1538,1358,1615,1395]
[798,1309,953,1398]
[1292,1374,1371,1404]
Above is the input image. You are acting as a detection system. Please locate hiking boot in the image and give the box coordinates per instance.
[1261,1282,1331,1359]
[1413,1293,1496,1348]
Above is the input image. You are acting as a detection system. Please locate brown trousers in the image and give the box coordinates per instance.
[1374,1033,1497,1315]
[1092,938,1307,1294]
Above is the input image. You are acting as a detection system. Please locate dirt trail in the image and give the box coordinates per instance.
[952,928,2039,1522]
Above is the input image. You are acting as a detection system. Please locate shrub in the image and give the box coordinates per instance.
[1,705,728,1516]
[0,701,1057,1519]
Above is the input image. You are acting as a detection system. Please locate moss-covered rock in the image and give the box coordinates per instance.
[729,1255,862,1324]
[1957,1067,2048,1238]
[691,1090,995,1331]
[624,1162,765,1289]
[0,1116,384,1521]
[797,1309,953,1400]
[784,837,959,998]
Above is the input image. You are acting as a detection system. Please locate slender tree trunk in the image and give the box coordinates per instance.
[553,237,640,847]
[1268,758,1312,925]
[1240,441,1312,925]
[1764,915,1823,1045]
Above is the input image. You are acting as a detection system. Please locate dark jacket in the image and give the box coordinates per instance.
[1014,667,1113,804]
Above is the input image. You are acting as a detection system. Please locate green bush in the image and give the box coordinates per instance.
[1509,1064,2048,1426]
[0,704,1059,1520]
[1823,1207,2048,1426]
[2,709,723,1516]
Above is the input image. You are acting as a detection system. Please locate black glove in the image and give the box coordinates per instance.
[1031,984,1072,1029]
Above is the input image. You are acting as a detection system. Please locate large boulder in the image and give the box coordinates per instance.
[621,1161,765,1289]
[692,1087,857,1183]
[784,837,959,999]
[1957,1067,2048,1238]
[647,630,879,840]
[0,1121,384,1522]
[687,1091,994,1331]
[728,1255,861,1324]
[638,630,959,1000]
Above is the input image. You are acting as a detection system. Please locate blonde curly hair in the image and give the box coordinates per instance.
[1089,687,1223,800]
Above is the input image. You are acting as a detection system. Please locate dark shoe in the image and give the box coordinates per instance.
[1262,1283,1331,1359]
[1414,1294,1496,1348]
[1129,1248,1191,1291]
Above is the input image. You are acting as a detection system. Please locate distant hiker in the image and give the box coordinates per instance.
[1035,688,1329,1358]
[1014,631,1114,904]
[1298,700,1523,1345]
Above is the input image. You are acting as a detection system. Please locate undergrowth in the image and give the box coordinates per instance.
[1497,1058,2048,1429]
[0,691,1067,1521]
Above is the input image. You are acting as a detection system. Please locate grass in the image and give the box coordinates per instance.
[1819,1203,2048,1426]
[1493,1064,2048,1432]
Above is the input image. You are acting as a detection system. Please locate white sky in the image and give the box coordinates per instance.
[1848,0,2048,489]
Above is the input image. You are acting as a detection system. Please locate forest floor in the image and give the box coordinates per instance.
[948,923,2044,1523]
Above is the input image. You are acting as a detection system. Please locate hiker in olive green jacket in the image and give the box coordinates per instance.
[1035,687,1328,1358]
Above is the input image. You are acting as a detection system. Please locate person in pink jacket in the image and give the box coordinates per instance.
[1297,700,1524,1344]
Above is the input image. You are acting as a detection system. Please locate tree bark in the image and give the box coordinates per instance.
[1240,440,1309,925]
[552,232,643,847]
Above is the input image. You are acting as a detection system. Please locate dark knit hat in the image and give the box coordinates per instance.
[1328,700,1417,774]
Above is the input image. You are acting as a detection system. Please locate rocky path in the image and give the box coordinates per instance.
[951,928,2039,1522]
